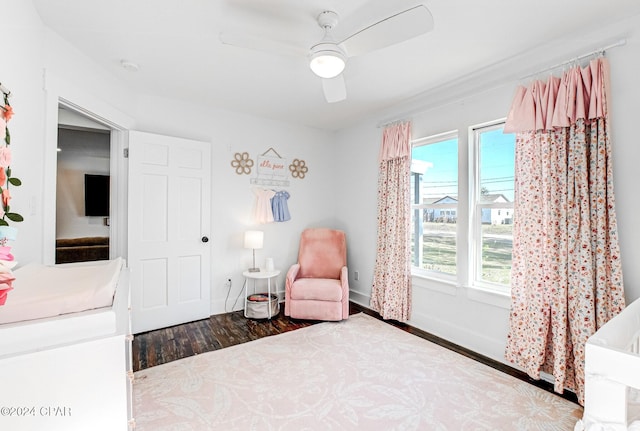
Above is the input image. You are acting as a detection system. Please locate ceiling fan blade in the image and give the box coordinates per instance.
[322,75,347,103]
[339,5,433,57]
[219,32,305,57]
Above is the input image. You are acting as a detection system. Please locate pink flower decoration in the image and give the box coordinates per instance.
[0,147,10,168]
[0,284,13,306]
[2,105,13,122]
[0,271,15,281]
[0,167,5,187]
[0,246,14,261]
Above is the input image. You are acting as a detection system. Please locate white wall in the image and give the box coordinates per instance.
[334,14,640,365]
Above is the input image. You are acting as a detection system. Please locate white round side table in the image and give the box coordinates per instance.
[242,269,280,319]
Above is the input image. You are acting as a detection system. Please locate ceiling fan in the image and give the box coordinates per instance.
[219,2,434,103]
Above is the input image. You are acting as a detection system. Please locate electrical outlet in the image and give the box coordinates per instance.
[354,271,359,281]
[224,278,232,288]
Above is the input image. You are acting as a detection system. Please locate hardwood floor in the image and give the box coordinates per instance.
[132,304,335,371]
[132,301,579,404]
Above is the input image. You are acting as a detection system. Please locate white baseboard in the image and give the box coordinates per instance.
[349,290,371,308]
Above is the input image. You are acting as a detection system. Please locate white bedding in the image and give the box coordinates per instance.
[0,257,123,324]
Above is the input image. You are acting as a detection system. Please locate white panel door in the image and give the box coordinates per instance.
[128,131,211,333]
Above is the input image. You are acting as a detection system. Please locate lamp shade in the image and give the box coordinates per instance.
[244,230,264,250]
[309,42,346,79]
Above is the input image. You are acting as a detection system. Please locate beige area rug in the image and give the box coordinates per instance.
[133,313,582,430]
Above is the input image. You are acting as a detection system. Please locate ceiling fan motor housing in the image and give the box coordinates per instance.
[317,10,339,30]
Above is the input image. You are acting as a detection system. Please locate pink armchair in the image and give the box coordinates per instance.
[285,228,349,321]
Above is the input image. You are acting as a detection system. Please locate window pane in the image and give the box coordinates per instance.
[477,128,515,286]
[481,222,513,285]
[479,128,515,203]
[411,137,458,275]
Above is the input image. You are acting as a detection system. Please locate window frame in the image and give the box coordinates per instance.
[468,119,514,294]
[410,120,514,303]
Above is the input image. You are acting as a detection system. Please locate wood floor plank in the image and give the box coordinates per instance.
[132,307,319,370]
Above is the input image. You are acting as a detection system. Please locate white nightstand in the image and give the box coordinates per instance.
[242,269,280,319]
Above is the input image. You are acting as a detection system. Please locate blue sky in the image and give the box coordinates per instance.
[412,128,515,201]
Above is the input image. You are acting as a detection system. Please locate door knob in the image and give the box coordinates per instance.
[201,236,209,243]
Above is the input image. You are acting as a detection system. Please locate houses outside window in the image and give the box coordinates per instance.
[410,121,515,293]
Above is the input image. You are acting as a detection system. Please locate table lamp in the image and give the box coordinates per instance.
[244,230,263,272]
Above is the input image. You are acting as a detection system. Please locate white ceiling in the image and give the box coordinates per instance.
[32,0,640,131]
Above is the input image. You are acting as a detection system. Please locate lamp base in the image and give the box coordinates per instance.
[248,267,260,273]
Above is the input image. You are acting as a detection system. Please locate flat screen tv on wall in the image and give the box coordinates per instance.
[84,174,110,217]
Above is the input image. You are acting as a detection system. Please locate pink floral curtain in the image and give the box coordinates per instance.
[370,121,412,321]
[504,57,625,405]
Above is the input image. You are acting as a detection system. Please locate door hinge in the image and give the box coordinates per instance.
[123,148,129,158]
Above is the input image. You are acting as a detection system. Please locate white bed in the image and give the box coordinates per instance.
[577,297,640,431]
[0,258,132,431]
[0,257,123,324]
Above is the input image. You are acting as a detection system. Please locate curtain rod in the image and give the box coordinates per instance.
[377,118,412,129]
[519,38,626,80]
[0,82,10,96]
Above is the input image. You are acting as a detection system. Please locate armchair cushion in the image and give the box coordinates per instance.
[289,278,343,302]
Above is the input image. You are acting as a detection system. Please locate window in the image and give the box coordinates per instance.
[410,122,515,295]
[410,132,458,277]
[471,122,515,291]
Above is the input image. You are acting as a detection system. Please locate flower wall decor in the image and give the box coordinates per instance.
[289,158,308,179]
[231,152,254,175]
[0,83,21,306]
[0,87,22,228]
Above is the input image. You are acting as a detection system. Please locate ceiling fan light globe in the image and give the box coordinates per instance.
[309,43,346,79]
[310,54,345,78]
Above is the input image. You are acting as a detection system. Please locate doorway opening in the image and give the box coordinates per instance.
[55,106,112,264]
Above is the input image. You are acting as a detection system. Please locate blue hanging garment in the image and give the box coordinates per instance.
[271,190,291,222]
